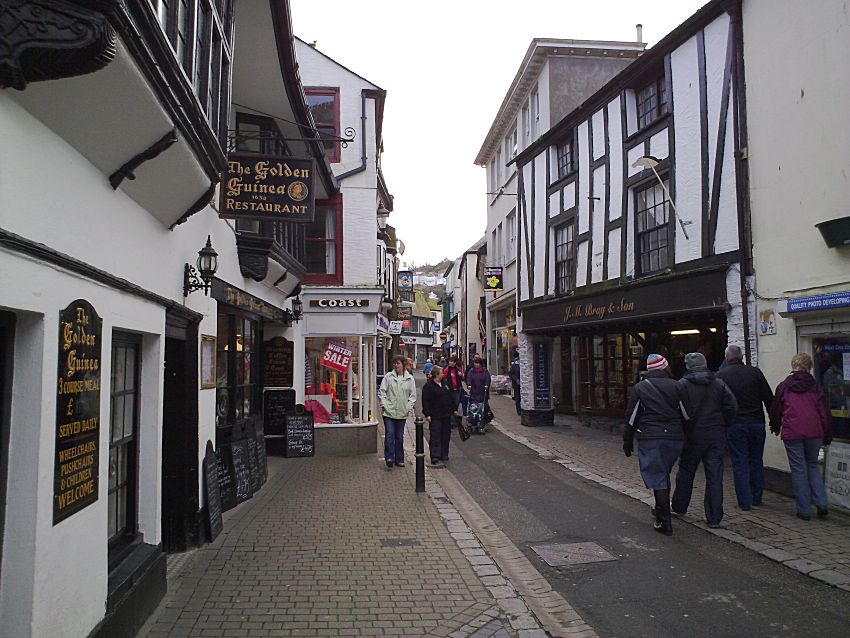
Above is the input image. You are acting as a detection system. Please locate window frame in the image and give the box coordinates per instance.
[215,311,262,430]
[633,178,673,276]
[554,220,576,295]
[304,194,344,286]
[304,87,341,163]
[635,75,668,131]
[505,210,517,262]
[556,132,575,180]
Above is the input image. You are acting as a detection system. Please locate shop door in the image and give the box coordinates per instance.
[161,317,200,552]
[559,337,574,413]
[0,312,14,584]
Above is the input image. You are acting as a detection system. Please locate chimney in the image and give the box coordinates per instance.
[636,24,643,43]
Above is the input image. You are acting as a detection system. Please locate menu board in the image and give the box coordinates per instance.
[264,389,296,435]
[231,438,254,504]
[255,430,268,484]
[203,441,223,541]
[54,299,102,525]
[285,413,315,457]
[534,341,551,408]
[216,445,236,512]
[247,435,260,493]
[264,336,294,388]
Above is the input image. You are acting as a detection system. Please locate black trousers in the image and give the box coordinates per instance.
[428,416,452,460]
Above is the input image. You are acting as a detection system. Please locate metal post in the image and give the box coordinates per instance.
[414,414,425,492]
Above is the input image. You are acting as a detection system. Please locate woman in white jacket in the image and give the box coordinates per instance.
[378,355,416,468]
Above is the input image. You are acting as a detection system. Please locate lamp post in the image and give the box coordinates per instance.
[183,235,219,296]
[632,156,690,240]
[414,412,425,492]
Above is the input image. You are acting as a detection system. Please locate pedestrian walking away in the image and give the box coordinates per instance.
[443,355,466,413]
[716,344,774,510]
[422,365,456,465]
[466,355,491,404]
[623,353,687,536]
[422,357,434,377]
[768,353,831,521]
[672,352,738,528]
[509,352,522,415]
[378,355,416,468]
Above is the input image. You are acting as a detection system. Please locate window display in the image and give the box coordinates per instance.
[305,337,375,424]
[814,339,850,439]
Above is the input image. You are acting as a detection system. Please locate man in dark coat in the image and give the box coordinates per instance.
[508,354,521,415]
[716,345,774,510]
[671,352,738,527]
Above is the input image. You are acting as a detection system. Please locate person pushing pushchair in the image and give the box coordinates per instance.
[466,355,492,434]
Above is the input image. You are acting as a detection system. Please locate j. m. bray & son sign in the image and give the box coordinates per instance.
[220,153,315,223]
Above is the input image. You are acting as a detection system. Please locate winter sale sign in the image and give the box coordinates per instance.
[321,340,353,373]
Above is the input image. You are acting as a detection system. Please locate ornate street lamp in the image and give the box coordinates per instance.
[183,235,218,296]
[377,203,390,230]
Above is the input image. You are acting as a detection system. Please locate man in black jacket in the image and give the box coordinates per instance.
[672,352,738,528]
[716,345,774,510]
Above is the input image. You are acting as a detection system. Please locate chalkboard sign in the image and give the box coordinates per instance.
[247,435,260,493]
[264,336,294,388]
[203,441,223,541]
[534,341,551,408]
[231,439,254,504]
[255,430,268,483]
[285,412,315,457]
[216,445,236,512]
[264,389,296,435]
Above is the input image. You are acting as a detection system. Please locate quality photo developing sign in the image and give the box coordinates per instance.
[220,153,315,223]
[321,340,353,373]
[54,300,102,524]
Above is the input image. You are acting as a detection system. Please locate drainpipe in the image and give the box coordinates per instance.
[336,90,368,180]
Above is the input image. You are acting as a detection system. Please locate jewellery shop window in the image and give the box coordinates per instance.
[813,338,850,440]
[305,337,375,424]
[216,312,261,430]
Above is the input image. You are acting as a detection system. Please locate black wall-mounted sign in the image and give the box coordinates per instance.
[230,438,254,505]
[211,278,285,322]
[285,412,315,458]
[220,153,315,223]
[534,341,551,409]
[264,336,294,387]
[54,299,102,525]
[203,441,223,541]
[216,445,237,512]
[263,389,296,435]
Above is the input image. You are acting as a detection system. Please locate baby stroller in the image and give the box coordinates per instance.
[467,397,493,435]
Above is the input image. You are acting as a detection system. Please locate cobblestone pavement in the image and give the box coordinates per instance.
[139,444,532,638]
[487,393,850,591]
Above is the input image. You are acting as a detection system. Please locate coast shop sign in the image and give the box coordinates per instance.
[220,153,315,223]
[54,300,102,524]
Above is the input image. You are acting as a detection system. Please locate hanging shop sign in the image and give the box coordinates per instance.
[786,290,850,313]
[54,299,102,524]
[377,314,390,333]
[398,270,413,292]
[534,341,551,409]
[264,336,294,388]
[484,266,504,291]
[211,279,285,322]
[321,340,354,373]
[220,153,315,223]
[389,321,404,335]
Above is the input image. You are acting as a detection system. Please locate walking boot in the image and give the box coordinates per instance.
[654,489,673,536]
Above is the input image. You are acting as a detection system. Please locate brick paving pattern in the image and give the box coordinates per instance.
[487,393,850,591]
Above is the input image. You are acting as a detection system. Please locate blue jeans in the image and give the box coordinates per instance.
[383,417,406,464]
[783,438,828,517]
[726,423,766,508]
[672,438,725,525]
[513,387,522,414]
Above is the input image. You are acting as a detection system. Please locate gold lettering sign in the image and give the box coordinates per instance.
[564,297,636,323]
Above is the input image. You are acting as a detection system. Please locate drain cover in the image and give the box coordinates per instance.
[380,538,421,547]
[531,542,617,567]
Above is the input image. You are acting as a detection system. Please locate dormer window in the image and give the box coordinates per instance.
[636,75,667,129]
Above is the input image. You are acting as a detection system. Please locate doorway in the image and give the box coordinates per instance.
[558,337,574,413]
[0,312,14,584]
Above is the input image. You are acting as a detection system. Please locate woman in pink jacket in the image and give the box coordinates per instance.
[769,353,831,521]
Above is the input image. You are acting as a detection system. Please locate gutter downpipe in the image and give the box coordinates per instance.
[336,90,368,180]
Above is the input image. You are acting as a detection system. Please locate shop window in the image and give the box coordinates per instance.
[305,88,340,162]
[635,179,671,275]
[578,333,641,415]
[555,221,575,294]
[636,75,667,130]
[108,334,141,566]
[305,337,375,424]
[216,313,260,427]
[305,197,343,285]
[556,134,575,179]
[814,340,850,439]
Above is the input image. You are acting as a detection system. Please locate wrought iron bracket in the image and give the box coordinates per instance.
[183,263,209,297]
[227,127,356,152]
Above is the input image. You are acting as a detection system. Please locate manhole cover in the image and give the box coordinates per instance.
[380,538,421,547]
[727,520,774,540]
[531,542,617,567]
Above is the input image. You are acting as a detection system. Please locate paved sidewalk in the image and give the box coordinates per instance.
[139,442,527,637]
[488,394,850,591]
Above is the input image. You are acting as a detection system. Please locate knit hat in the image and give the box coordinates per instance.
[685,352,708,371]
[646,354,669,371]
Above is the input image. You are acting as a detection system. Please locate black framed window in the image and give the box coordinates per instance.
[556,135,575,179]
[636,76,667,130]
[635,179,671,274]
[555,222,575,294]
[216,313,260,427]
[305,88,340,162]
[108,334,141,563]
[233,113,289,155]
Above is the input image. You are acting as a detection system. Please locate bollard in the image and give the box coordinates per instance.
[414,413,425,492]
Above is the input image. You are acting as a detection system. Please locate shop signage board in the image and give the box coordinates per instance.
[826,442,850,511]
[203,441,223,541]
[321,340,353,372]
[215,446,237,511]
[787,290,850,313]
[285,413,315,457]
[484,267,504,291]
[389,321,403,335]
[54,299,102,525]
[264,336,294,387]
[377,314,390,333]
[398,271,413,292]
[230,439,254,505]
[220,153,315,222]
[309,298,370,309]
[211,279,285,322]
[263,389,296,435]
[246,435,260,493]
[534,341,551,408]
[255,430,268,484]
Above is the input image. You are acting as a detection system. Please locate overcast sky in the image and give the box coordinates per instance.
[289,0,710,268]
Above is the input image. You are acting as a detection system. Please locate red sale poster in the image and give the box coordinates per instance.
[320,340,353,373]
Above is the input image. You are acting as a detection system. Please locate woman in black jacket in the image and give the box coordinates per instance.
[623,354,687,535]
[422,366,456,465]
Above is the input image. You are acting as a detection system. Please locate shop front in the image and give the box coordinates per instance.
[299,287,386,454]
[489,298,516,375]
[520,268,733,419]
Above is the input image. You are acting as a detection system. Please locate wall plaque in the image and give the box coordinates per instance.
[220,153,315,222]
[264,336,294,387]
[54,299,102,524]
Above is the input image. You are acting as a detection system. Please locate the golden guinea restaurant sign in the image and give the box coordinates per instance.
[220,153,315,222]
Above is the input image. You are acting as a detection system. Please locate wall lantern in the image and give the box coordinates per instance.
[183,235,218,297]
[377,203,391,230]
[282,295,303,326]
[815,216,850,248]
